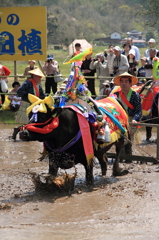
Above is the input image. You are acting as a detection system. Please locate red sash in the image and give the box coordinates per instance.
[21,117,59,134]
[30,79,39,97]
[119,91,134,110]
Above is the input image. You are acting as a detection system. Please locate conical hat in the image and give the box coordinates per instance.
[113,72,138,86]
[28,68,45,78]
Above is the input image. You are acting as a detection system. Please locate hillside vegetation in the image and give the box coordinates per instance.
[0,0,157,84]
[0,0,153,46]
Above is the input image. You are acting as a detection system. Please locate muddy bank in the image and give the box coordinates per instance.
[0,127,159,240]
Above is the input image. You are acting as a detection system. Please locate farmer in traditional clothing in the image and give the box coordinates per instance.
[12,68,46,140]
[113,72,142,157]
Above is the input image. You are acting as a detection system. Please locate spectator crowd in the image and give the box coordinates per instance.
[0,37,158,110]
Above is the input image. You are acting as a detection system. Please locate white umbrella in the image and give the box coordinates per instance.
[68,39,92,57]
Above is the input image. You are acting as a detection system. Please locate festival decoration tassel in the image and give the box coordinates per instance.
[63,48,92,65]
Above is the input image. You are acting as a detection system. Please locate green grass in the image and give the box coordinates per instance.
[0,110,16,124]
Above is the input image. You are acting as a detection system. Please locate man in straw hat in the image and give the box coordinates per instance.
[112,72,142,158]
[12,68,46,140]
[17,68,46,103]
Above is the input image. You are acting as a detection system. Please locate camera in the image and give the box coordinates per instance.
[113,66,119,75]
[93,57,98,61]
[47,59,51,63]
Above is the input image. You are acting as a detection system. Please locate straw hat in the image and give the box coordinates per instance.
[28,60,36,63]
[28,68,45,78]
[113,72,138,86]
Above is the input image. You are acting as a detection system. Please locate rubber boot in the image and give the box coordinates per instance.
[12,127,20,140]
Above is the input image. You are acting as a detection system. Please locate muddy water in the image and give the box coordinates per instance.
[0,125,159,240]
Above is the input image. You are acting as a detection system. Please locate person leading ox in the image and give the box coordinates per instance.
[12,68,46,140]
[112,72,142,157]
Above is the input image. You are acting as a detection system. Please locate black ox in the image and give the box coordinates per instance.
[19,99,128,185]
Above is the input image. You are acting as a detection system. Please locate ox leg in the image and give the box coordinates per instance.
[113,143,121,176]
[85,161,94,185]
[49,156,58,176]
[12,126,20,141]
[146,126,152,141]
[113,139,128,176]
[97,152,107,176]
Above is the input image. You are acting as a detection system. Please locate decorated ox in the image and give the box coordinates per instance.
[138,79,159,141]
[130,58,159,141]
[113,78,159,141]
[19,94,129,184]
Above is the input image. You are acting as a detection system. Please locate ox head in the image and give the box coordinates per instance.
[27,93,54,122]
[19,94,62,141]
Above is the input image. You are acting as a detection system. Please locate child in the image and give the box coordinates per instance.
[8,82,21,112]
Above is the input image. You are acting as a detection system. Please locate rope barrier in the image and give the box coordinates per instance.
[0,75,151,80]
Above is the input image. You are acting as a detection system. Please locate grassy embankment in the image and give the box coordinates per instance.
[0,45,146,123]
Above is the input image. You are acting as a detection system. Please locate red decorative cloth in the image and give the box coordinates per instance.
[22,117,59,134]
[29,79,39,97]
[64,105,94,164]
[2,66,11,76]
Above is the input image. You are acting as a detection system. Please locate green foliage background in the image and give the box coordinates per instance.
[1,0,158,46]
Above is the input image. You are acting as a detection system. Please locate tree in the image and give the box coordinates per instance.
[47,14,59,44]
[140,0,159,29]
[13,0,39,4]
[0,0,14,7]
[145,31,155,42]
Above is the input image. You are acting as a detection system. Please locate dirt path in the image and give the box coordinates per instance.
[0,127,159,240]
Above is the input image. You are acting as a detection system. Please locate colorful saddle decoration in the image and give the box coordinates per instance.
[94,97,129,147]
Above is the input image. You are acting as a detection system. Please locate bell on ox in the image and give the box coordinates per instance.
[96,115,111,144]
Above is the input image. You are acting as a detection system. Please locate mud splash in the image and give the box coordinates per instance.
[0,126,159,240]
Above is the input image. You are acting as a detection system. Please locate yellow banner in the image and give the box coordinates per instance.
[0,6,47,61]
